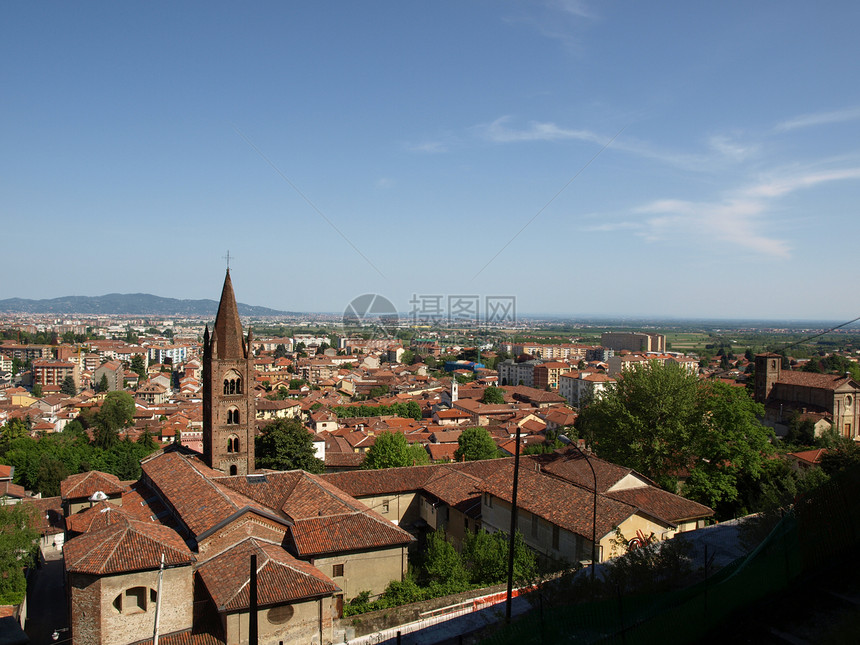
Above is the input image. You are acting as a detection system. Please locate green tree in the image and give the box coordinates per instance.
[454,427,498,462]
[462,529,536,586]
[578,361,774,509]
[91,391,135,449]
[576,362,705,490]
[35,454,70,496]
[420,529,470,593]
[273,344,288,359]
[60,375,77,396]
[369,385,390,398]
[480,386,506,404]
[255,418,325,473]
[96,392,135,431]
[681,382,773,515]
[0,504,39,604]
[785,411,817,446]
[130,354,147,380]
[137,431,158,450]
[31,383,43,398]
[362,431,428,469]
[97,373,109,393]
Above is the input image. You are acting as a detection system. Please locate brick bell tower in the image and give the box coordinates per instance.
[203,270,255,475]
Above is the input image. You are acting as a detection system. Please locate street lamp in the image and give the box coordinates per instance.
[570,443,598,587]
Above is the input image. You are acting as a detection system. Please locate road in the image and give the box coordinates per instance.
[25,546,68,644]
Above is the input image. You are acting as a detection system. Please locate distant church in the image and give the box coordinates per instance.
[755,353,860,439]
[203,269,256,475]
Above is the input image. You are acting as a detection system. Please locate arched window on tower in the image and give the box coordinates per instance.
[230,465,238,476]
[227,434,239,453]
[223,370,243,396]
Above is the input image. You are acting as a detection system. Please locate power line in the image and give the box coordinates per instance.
[767,315,860,355]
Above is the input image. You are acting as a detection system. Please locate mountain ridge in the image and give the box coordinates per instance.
[0,294,294,316]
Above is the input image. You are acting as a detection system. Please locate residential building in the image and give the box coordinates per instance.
[533,361,574,390]
[602,331,666,353]
[94,360,124,392]
[559,371,616,407]
[498,358,540,388]
[33,360,79,390]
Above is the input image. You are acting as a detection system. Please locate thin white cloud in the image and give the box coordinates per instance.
[774,107,860,132]
[610,166,860,259]
[551,0,596,19]
[477,116,721,169]
[743,168,860,198]
[708,135,758,162]
[375,177,395,189]
[634,197,792,258]
[407,141,448,154]
[478,116,603,145]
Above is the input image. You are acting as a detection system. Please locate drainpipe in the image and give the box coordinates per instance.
[153,553,165,645]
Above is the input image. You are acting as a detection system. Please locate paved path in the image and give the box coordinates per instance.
[337,594,533,645]
[25,546,68,644]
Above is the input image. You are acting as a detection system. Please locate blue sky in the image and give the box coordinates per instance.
[3,1,860,321]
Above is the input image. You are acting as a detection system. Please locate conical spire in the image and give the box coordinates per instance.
[211,270,246,359]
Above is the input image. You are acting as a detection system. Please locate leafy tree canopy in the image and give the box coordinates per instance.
[362,431,429,470]
[454,427,499,462]
[480,386,506,405]
[577,361,774,517]
[255,418,325,474]
[332,401,421,421]
[0,504,39,604]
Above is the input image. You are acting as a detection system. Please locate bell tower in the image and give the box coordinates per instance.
[203,270,256,475]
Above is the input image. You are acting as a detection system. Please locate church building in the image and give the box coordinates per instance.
[755,352,860,439]
[60,271,413,645]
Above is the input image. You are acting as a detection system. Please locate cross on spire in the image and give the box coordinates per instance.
[223,251,232,270]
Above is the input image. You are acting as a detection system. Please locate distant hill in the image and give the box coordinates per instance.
[0,294,293,317]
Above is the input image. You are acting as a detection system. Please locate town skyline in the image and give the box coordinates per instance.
[4,2,860,319]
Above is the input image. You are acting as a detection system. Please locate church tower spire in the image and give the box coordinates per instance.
[203,269,256,475]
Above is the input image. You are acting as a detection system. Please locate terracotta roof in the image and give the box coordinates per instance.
[321,465,438,496]
[142,451,245,536]
[290,512,413,557]
[529,450,639,493]
[787,448,828,465]
[421,468,483,512]
[324,452,364,468]
[65,501,136,534]
[777,372,858,391]
[60,470,127,500]
[135,628,224,645]
[427,443,459,461]
[481,463,636,540]
[605,486,713,523]
[197,538,338,611]
[64,519,194,575]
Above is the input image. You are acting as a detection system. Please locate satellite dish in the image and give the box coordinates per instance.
[89,490,109,502]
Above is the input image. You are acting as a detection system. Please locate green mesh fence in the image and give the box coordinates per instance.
[481,471,860,645]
